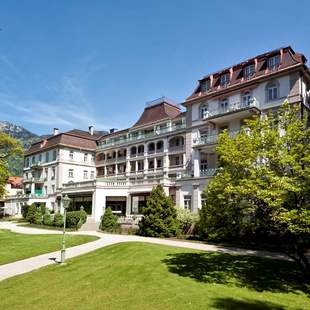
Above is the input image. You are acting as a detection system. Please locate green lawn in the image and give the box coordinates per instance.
[0,242,309,310]
[0,229,98,265]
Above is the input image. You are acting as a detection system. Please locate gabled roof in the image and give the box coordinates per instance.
[25,129,102,156]
[132,97,182,128]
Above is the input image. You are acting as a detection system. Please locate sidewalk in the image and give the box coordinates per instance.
[0,221,290,282]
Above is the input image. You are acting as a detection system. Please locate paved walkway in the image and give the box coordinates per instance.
[0,221,290,282]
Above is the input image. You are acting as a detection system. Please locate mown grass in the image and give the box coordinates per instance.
[0,229,98,265]
[0,242,309,309]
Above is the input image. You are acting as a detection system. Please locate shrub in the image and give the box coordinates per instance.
[21,205,29,218]
[176,207,199,235]
[66,210,87,230]
[39,203,46,215]
[43,213,53,226]
[53,213,64,227]
[138,185,180,238]
[34,211,42,225]
[26,204,37,224]
[100,208,119,232]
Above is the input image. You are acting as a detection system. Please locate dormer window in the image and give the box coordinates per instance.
[200,80,210,93]
[267,55,280,71]
[219,73,230,87]
[244,64,255,80]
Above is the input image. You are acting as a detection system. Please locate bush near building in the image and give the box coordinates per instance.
[138,185,179,237]
[21,204,29,218]
[100,207,119,232]
[53,213,64,227]
[176,207,199,236]
[66,210,87,230]
[43,213,53,226]
[26,204,37,224]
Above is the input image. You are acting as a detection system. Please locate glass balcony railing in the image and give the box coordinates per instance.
[97,123,186,150]
[194,130,240,146]
[202,99,259,119]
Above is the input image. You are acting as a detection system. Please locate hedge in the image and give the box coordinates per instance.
[66,210,87,230]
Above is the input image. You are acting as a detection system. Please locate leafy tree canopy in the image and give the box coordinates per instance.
[199,102,310,278]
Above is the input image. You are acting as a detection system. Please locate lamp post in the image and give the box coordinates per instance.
[60,194,71,264]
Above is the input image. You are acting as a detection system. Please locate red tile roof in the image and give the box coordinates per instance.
[132,100,182,128]
[8,176,23,188]
[25,130,101,156]
[185,46,309,104]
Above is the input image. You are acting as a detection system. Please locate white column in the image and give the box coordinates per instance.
[176,187,183,208]
[192,185,200,213]
[115,164,118,175]
[135,161,138,173]
[126,195,131,216]
[182,153,186,169]
[144,158,148,174]
[104,166,107,177]
[193,150,200,177]
[31,182,35,195]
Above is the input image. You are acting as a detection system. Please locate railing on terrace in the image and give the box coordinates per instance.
[193,130,240,146]
[62,180,96,188]
[176,168,217,179]
[98,123,186,150]
[200,168,217,177]
[168,145,185,152]
[202,99,258,119]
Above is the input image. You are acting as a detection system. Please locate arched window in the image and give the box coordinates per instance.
[137,145,144,155]
[200,103,209,119]
[156,140,163,151]
[130,146,137,156]
[148,142,155,154]
[242,91,253,107]
[266,80,279,102]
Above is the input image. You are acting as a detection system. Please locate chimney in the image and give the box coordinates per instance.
[109,128,118,134]
[53,128,59,136]
[89,126,94,136]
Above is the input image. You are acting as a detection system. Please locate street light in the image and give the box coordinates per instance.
[60,194,71,264]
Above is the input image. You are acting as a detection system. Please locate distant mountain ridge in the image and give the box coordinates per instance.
[0,121,49,175]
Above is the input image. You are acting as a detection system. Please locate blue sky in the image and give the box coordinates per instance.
[1,0,310,134]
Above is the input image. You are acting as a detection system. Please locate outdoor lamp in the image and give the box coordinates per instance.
[60,194,71,264]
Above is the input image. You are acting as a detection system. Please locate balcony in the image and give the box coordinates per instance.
[193,131,240,147]
[200,168,217,177]
[168,145,185,153]
[98,123,186,150]
[202,99,260,124]
[176,168,217,179]
[62,180,96,189]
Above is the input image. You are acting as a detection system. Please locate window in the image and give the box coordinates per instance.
[91,154,95,162]
[84,153,88,162]
[200,159,208,171]
[45,152,49,162]
[219,98,229,113]
[267,55,280,71]
[244,64,255,79]
[242,91,253,106]
[38,154,42,162]
[68,169,74,178]
[52,185,55,193]
[220,73,230,87]
[90,171,95,179]
[69,150,74,160]
[266,81,279,101]
[45,168,48,180]
[32,156,35,164]
[175,156,180,166]
[157,158,162,168]
[52,167,55,180]
[200,103,209,119]
[83,170,88,179]
[184,195,192,211]
[26,158,30,167]
[200,79,210,92]
[52,150,57,161]
[44,186,48,195]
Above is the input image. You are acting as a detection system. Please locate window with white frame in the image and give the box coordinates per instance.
[52,167,55,180]
[69,150,74,160]
[219,98,229,113]
[184,195,192,211]
[200,103,209,119]
[90,171,95,179]
[266,81,279,101]
[84,153,88,162]
[52,150,57,161]
[45,152,49,162]
[68,169,74,178]
[83,170,88,179]
[200,79,210,92]
[219,73,230,87]
[244,64,255,79]
[242,91,253,106]
[200,159,208,171]
[267,55,280,71]
[91,154,95,162]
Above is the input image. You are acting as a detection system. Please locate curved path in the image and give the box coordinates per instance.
[0,221,290,282]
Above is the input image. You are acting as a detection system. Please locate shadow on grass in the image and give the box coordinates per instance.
[162,252,309,294]
[211,297,285,310]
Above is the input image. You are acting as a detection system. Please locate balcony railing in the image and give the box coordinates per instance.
[176,168,217,179]
[98,123,186,150]
[62,180,96,189]
[200,168,217,177]
[202,99,258,119]
[194,130,240,146]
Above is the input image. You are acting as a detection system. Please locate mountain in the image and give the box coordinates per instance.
[0,121,49,176]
